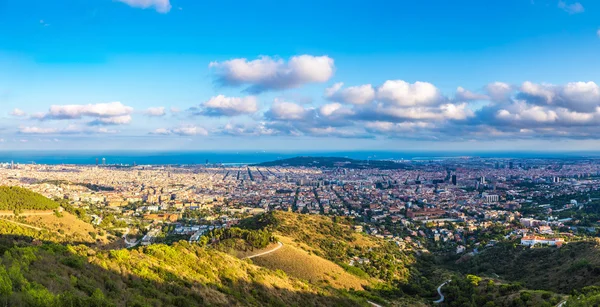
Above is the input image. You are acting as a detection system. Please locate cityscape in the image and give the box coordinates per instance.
[3,0,600,306]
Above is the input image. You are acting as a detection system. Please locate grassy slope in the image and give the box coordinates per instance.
[24,211,108,244]
[251,236,370,290]
[241,211,414,283]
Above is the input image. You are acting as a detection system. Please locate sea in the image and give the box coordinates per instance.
[0,150,600,166]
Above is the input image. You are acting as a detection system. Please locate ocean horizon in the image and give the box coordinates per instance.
[0,150,600,165]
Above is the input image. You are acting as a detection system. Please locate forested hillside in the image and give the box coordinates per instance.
[0,186,60,211]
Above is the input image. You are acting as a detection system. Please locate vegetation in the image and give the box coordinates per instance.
[0,239,370,306]
[442,275,563,307]
[457,239,600,293]
[0,186,60,211]
[205,227,275,250]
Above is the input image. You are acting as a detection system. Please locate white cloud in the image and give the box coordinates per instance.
[89,115,132,126]
[209,55,334,93]
[376,80,442,107]
[455,86,489,101]
[199,95,258,116]
[116,0,171,13]
[38,101,134,126]
[485,82,513,102]
[597,29,600,38]
[151,126,209,136]
[265,99,311,121]
[365,121,434,133]
[151,128,171,135]
[20,127,59,134]
[221,122,276,136]
[144,107,166,117]
[19,125,117,135]
[324,82,375,105]
[10,108,26,117]
[518,81,600,112]
[558,1,584,14]
[171,126,208,136]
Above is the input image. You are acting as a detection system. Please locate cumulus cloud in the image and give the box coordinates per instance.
[10,108,26,117]
[151,126,208,136]
[37,102,134,126]
[517,81,600,112]
[171,126,208,136]
[319,103,355,118]
[89,115,133,126]
[485,82,513,102]
[116,0,171,13]
[455,87,489,101]
[376,80,443,107]
[144,107,166,117]
[221,122,276,136]
[558,1,584,14]
[324,82,375,105]
[195,95,258,117]
[265,99,312,121]
[209,55,334,93]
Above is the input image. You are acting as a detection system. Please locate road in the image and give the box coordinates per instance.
[433,280,451,304]
[556,300,566,307]
[122,228,140,248]
[367,300,383,307]
[243,242,283,259]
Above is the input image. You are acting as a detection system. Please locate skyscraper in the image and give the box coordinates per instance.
[451,174,457,185]
[102,158,106,165]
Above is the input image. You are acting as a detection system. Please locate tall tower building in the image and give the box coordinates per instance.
[451,174,457,185]
[102,158,106,165]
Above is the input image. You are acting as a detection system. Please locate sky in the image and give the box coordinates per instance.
[0,0,600,151]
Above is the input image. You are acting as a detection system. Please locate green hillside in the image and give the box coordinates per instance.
[457,239,600,293]
[0,240,369,306]
[0,186,60,211]
[238,211,445,300]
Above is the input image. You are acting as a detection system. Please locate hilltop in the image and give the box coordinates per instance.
[255,156,409,170]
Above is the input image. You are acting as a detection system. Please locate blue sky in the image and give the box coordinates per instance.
[0,0,599,151]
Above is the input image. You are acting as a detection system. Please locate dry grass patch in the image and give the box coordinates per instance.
[251,236,371,290]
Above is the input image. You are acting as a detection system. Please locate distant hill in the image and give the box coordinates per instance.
[0,186,60,211]
[255,156,410,170]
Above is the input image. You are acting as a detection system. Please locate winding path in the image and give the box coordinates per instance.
[433,280,451,304]
[0,218,43,231]
[122,228,140,248]
[243,242,283,259]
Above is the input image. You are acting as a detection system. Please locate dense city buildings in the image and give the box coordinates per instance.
[1,156,598,253]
